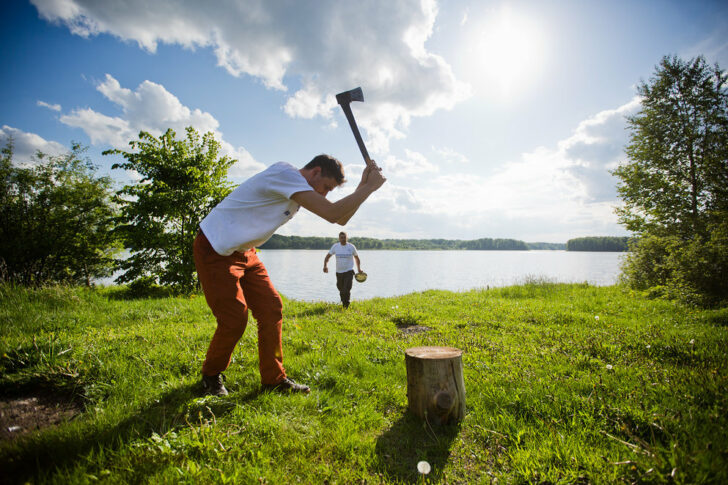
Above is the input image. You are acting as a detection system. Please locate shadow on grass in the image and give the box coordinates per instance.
[287,303,337,318]
[375,411,461,483]
[700,307,728,327]
[103,286,177,301]
[0,382,259,483]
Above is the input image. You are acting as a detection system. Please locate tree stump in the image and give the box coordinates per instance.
[405,346,465,425]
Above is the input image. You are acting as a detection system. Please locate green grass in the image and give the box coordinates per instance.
[1,282,727,484]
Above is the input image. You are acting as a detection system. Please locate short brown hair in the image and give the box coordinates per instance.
[304,154,346,185]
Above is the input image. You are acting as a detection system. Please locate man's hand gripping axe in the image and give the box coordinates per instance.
[336,87,373,167]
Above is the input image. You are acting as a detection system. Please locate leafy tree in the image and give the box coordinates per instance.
[105,127,234,293]
[0,140,118,286]
[613,55,728,306]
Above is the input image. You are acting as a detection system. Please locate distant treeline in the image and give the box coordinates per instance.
[527,242,566,250]
[566,236,631,252]
[260,235,566,251]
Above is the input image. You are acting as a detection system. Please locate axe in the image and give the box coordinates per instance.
[336,87,373,167]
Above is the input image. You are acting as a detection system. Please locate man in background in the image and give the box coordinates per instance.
[323,231,363,308]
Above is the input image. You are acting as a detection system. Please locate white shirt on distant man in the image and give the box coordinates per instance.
[328,241,358,273]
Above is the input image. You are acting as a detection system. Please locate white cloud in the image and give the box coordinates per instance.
[283,83,337,120]
[419,100,640,214]
[559,97,642,202]
[94,74,220,135]
[222,143,261,179]
[0,125,68,164]
[31,0,470,153]
[460,9,469,26]
[58,74,264,179]
[433,146,468,164]
[382,149,438,175]
[37,100,62,111]
[60,107,133,148]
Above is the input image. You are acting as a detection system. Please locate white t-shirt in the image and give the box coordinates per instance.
[328,242,358,273]
[200,162,313,255]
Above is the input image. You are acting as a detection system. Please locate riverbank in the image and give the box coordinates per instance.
[1,283,726,483]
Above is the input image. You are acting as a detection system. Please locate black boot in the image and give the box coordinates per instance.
[201,373,228,396]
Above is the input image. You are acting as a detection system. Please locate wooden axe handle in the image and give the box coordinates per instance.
[339,103,373,166]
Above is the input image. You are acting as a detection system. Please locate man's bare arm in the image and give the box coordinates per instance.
[292,166,385,224]
[330,165,377,224]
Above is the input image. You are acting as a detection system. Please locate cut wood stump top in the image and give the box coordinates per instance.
[405,346,462,359]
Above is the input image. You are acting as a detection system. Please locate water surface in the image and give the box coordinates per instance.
[257,250,625,302]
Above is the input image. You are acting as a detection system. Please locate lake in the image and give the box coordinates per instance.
[257,250,626,303]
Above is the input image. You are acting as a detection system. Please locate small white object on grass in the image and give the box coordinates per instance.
[417,461,431,475]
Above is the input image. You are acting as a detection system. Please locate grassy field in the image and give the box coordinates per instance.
[1,282,727,484]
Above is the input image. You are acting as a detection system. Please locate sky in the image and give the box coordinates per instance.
[2,0,727,243]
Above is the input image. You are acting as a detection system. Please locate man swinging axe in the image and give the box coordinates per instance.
[194,87,383,396]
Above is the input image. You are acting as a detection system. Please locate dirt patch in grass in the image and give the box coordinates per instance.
[0,390,82,441]
[392,315,430,334]
[392,314,430,335]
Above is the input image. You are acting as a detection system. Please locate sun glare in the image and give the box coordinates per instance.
[463,6,547,98]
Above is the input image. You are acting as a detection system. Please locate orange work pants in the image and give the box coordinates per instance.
[193,231,286,386]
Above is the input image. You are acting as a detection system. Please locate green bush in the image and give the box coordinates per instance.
[620,235,673,291]
[667,219,728,307]
[126,276,173,298]
[622,219,728,307]
[0,141,119,286]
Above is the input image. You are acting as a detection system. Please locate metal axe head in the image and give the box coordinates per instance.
[336,87,364,106]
